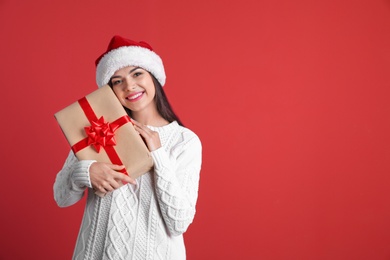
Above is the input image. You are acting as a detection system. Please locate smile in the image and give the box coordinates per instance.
[127,92,144,101]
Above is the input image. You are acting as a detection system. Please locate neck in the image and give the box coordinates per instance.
[131,109,169,127]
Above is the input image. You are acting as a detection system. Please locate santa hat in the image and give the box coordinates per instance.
[95,35,166,88]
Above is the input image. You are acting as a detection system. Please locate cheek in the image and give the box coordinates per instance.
[148,88,156,98]
[145,80,156,97]
[112,87,124,98]
[112,87,125,103]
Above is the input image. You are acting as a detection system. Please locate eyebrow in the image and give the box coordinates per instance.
[130,67,141,73]
[110,67,141,80]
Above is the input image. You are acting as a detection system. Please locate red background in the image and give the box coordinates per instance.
[1,0,390,259]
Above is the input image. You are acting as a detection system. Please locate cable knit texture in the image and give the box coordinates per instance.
[53,121,202,260]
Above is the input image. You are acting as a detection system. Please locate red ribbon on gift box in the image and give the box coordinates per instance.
[71,97,131,175]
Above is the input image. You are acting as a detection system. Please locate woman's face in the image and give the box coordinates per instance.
[110,66,156,113]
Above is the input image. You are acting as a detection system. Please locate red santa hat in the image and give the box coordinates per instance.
[95,35,166,88]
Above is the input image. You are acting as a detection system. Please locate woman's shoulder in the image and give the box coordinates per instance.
[166,121,198,137]
[150,121,201,146]
[174,123,202,148]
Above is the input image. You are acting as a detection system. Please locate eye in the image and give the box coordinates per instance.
[133,71,143,77]
[110,79,122,86]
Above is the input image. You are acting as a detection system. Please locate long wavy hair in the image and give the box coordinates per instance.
[110,73,183,126]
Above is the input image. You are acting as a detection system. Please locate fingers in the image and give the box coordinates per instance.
[108,164,126,171]
[131,119,161,151]
[89,162,137,195]
[112,170,137,185]
[132,119,152,136]
[107,164,137,185]
[96,181,117,193]
[93,175,120,193]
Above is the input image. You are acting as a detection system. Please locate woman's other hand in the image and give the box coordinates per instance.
[132,119,162,151]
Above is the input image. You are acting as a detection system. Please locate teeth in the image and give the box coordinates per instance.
[128,93,142,100]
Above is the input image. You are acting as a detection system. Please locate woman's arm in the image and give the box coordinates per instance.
[152,131,202,236]
[53,151,95,207]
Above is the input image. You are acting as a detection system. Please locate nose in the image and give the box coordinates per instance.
[124,76,136,90]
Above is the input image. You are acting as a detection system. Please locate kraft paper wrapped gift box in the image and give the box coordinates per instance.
[54,85,153,180]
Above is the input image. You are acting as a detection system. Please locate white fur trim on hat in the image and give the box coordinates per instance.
[96,46,166,88]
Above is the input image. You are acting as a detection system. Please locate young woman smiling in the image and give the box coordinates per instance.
[54,35,202,260]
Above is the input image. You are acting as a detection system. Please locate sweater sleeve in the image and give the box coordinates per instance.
[53,151,95,208]
[151,130,202,236]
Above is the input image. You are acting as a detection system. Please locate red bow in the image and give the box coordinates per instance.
[85,116,119,152]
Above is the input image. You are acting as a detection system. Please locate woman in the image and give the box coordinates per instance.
[54,35,202,260]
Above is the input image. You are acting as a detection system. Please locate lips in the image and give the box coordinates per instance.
[126,91,144,102]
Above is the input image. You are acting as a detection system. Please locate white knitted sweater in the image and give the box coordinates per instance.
[53,121,202,260]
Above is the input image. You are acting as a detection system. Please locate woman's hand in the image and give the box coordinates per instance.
[89,162,136,194]
[132,119,162,151]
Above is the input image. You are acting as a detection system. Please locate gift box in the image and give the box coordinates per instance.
[54,85,154,180]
